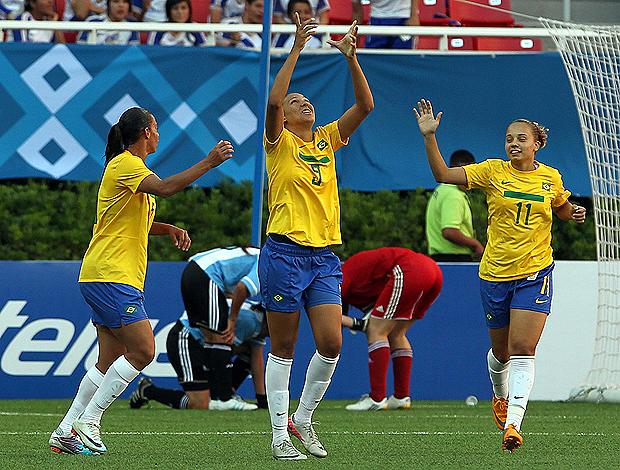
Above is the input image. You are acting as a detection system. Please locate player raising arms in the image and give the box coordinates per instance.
[259,14,373,460]
[415,99,586,452]
[49,107,233,455]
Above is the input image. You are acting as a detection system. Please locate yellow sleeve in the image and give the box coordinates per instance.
[116,155,154,193]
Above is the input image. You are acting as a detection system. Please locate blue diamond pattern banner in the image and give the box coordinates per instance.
[0,44,590,195]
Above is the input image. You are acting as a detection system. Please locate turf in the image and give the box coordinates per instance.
[1,399,619,470]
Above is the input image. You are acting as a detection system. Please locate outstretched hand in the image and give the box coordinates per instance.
[292,12,318,51]
[414,99,443,136]
[327,20,358,58]
[205,140,234,169]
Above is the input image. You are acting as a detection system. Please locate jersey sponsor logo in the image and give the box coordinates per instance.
[299,153,330,165]
[504,191,544,202]
[542,182,551,191]
[535,297,549,304]
[317,139,328,150]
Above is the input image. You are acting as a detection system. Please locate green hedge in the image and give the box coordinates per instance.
[0,179,596,261]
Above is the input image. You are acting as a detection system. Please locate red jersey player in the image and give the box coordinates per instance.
[342,247,443,410]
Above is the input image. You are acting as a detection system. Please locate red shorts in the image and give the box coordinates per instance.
[370,259,443,321]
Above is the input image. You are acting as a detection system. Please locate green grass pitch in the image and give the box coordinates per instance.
[1,399,619,470]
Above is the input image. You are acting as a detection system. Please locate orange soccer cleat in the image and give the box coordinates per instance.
[492,396,508,430]
[502,424,523,452]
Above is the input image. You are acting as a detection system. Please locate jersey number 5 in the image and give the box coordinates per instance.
[310,164,322,186]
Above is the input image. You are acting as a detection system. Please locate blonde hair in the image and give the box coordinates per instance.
[512,119,548,149]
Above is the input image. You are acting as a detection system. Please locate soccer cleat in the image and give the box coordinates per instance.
[72,419,107,453]
[287,414,327,458]
[129,376,153,409]
[502,424,523,452]
[492,396,508,430]
[209,398,258,411]
[345,394,388,411]
[272,438,308,460]
[387,395,411,410]
[49,431,100,455]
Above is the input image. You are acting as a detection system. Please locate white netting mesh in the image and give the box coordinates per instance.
[541,18,620,402]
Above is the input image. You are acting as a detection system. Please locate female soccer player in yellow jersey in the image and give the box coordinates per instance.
[415,99,586,452]
[259,14,373,460]
[49,107,233,455]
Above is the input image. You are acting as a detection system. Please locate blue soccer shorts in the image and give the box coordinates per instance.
[480,263,554,329]
[258,237,342,313]
[80,282,149,328]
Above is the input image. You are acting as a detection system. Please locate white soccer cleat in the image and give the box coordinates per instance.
[387,395,411,410]
[287,414,327,458]
[72,419,107,453]
[345,394,388,411]
[209,397,258,411]
[272,438,308,460]
[49,430,100,455]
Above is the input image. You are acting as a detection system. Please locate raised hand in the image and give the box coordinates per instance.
[414,99,443,136]
[292,12,318,51]
[205,140,234,169]
[327,20,358,58]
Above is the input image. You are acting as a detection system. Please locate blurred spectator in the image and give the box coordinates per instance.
[272,0,321,50]
[63,0,107,21]
[425,149,484,262]
[217,0,262,48]
[0,0,25,19]
[352,0,419,49]
[6,0,66,42]
[274,0,328,25]
[76,0,140,44]
[209,0,243,23]
[132,0,166,22]
[147,0,207,46]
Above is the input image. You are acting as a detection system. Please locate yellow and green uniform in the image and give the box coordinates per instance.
[264,121,348,247]
[79,151,155,291]
[464,159,570,281]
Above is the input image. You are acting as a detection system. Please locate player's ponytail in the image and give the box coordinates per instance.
[104,107,153,165]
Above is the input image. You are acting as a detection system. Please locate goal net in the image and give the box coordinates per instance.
[541,18,620,403]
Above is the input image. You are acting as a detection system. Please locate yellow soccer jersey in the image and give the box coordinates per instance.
[464,159,570,281]
[79,151,155,291]
[264,121,348,247]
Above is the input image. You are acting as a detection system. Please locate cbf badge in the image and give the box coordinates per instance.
[317,139,328,150]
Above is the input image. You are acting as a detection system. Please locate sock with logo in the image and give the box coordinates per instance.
[293,351,339,424]
[231,354,252,391]
[56,365,104,435]
[143,384,189,409]
[391,349,413,399]
[79,355,140,423]
[506,355,535,430]
[265,353,292,445]
[206,344,233,401]
[368,341,390,402]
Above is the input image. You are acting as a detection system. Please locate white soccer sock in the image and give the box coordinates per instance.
[294,351,339,424]
[487,348,509,399]
[506,355,535,430]
[56,366,104,436]
[265,353,293,444]
[79,355,140,424]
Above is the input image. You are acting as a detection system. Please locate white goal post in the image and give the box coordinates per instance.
[541,18,620,403]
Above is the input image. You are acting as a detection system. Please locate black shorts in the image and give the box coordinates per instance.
[181,260,229,333]
[166,321,209,392]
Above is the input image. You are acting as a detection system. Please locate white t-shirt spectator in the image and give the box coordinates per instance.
[6,11,58,42]
[63,0,107,21]
[76,14,141,44]
[0,0,24,19]
[210,0,244,21]
[132,0,166,22]
[351,0,411,19]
